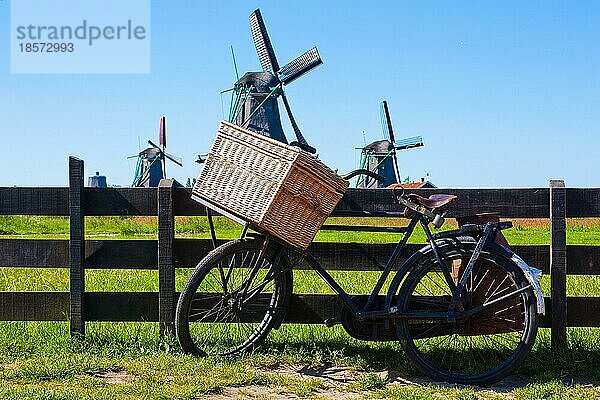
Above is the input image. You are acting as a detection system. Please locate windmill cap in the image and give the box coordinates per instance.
[362,139,393,153]
[236,71,279,92]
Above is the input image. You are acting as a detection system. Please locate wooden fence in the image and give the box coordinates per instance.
[1,156,600,348]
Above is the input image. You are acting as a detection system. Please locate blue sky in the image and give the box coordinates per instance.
[1,1,598,187]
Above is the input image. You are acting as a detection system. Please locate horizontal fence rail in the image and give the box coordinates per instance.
[0,157,599,348]
[1,292,600,329]
[2,239,600,275]
[3,186,600,218]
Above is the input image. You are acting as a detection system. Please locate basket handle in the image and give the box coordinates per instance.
[291,187,322,211]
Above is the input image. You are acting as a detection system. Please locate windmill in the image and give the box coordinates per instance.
[129,116,183,187]
[226,9,322,153]
[356,101,424,188]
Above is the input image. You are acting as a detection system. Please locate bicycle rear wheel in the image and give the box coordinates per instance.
[396,243,538,385]
[175,238,293,356]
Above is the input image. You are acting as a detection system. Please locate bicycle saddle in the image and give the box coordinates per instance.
[408,193,457,209]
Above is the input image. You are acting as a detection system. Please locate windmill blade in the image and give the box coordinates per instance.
[279,47,323,85]
[380,100,395,144]
[159,116,167,147]
[148,140,160,149]
[249,9,280,72]
[280,91,316,154]
[394,136,424,151]
[164,151,183,167]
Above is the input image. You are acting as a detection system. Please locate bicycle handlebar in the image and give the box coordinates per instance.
[341,169,386,182]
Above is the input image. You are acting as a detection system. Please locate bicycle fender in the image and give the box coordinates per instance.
[479,241,545,315]
[507,252,545,314]
[384,238,545,315]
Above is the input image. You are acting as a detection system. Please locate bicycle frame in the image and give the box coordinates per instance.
[300,212,482,319]
[204,192,543,321]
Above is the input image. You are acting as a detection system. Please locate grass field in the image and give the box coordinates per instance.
[1,215,600,399]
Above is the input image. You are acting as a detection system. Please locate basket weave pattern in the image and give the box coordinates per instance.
[193,121,348,249]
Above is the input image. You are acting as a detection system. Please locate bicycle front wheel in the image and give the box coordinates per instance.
[175,238,293,356]
[396,243,538,385]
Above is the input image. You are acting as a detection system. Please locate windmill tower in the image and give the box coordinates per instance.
[357,101,424,188]
[226,9,322,153]
[130,116,183,187]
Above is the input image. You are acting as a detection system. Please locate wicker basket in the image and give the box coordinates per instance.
[192,121,349,250]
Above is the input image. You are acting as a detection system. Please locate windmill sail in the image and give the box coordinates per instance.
[380,100,395,144]
[249,9,280,72]
[279,47,323,85]
[164,151,183,166]
[159,116,167,147]
[395,136,423,150]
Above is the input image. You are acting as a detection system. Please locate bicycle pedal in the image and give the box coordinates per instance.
[324,317,340,327]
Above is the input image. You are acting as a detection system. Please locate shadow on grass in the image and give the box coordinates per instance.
[263,327,600,387]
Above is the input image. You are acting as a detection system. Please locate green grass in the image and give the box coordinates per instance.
[1,215,600,398]
[0,215,596,247]
[0,322,599,399]
[348,372,387,391]
[0,323,324,399]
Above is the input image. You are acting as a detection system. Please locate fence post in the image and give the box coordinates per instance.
[158,179,175,337]
[69,156,85,337]
[550,179,567,349]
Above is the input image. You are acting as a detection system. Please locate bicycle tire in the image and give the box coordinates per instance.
[175,238,293,356]
[396,243,538,385]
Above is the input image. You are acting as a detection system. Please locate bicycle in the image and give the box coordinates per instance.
[175,177,545,386]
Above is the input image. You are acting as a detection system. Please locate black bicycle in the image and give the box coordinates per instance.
[175,186,544,386]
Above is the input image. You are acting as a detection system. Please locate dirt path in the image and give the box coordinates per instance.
[203,365,598,399]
